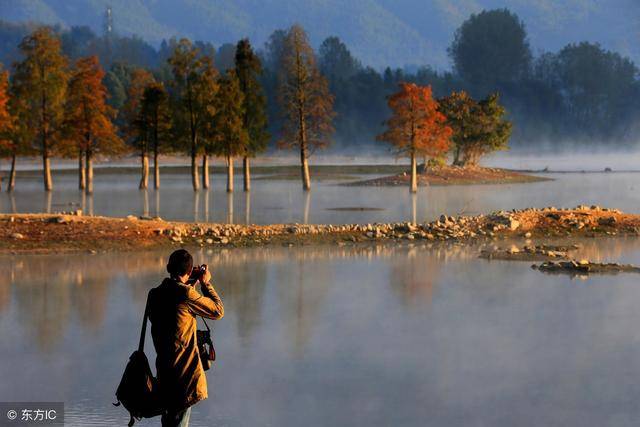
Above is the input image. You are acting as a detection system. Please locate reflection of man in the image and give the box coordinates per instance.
[148,249,224,427]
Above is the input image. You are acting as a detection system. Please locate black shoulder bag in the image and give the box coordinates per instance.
[113,292,164,426]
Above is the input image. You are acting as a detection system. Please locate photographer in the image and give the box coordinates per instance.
[148,249,224,427]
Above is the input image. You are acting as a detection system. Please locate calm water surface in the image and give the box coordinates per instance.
[2,240,640,426]
[1,170,639,224]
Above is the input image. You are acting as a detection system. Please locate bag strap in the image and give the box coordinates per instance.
[138,292,151,352]
[199,315,211,332]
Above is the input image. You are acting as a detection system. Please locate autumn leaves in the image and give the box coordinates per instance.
[378,83,511,192]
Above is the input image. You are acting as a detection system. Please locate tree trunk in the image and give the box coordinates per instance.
[299,115,311,191]
[85,149,94,194]
[243,156,251,192]
[8,153,17,192]
[153,147,160,189]
[191,151,199,191]
[43,152,53,191]
[78,150,86,190]
[410,151,417,193]
[226,155,234,193]
[41,90,53,191]
[139,153,149,189]
[301,156,311,191]
[202,155,209,189]
[453,145,463,166]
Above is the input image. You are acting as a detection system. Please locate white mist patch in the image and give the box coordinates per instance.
[483,151,640,172]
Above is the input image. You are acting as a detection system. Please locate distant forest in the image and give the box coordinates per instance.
[1,8,638,152]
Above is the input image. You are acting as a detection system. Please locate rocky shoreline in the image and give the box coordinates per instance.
[1,205,639,254]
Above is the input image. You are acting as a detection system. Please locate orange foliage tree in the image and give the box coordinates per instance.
[377,83,452,192]
[63,56,123,194]
[12,28,68,191]
[0,67,14,191]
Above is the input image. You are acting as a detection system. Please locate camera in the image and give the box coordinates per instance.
[187,264,208,285]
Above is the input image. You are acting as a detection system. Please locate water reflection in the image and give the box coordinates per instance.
[155,189,161,218]
[303,191,311,224]
[411,193,417,225]
[226,192,234,224]
[204,189,210,222]
[142,189,149,217]
[3,239,640,426]
[4,170,640,225]
[193,191,200,222]
[44,191,52,213]
[9,192,16,213]
[245,191,251,224]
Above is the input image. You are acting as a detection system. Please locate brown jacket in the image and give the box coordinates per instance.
[148,278,224,411]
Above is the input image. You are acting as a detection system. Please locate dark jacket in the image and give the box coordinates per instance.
[148,278,224,411]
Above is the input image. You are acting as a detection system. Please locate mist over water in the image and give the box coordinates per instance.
[485,150,640,172]
[2,240,640,426]
[2,154,640,224]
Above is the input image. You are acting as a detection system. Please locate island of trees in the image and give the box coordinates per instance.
[1,8,637,193]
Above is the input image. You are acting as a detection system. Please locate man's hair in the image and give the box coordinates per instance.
[167,249,193,277]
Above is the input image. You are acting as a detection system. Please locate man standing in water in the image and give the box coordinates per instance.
[148,249,224,427]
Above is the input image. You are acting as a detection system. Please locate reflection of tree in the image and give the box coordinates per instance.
[273,248,334,356]
[4,236,638,355]
[389,246,442,307]
[0,252,168,351]
[197,248,268,351]
[11,259,73,351]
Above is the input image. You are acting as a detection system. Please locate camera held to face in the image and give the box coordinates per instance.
[188,264,208,285]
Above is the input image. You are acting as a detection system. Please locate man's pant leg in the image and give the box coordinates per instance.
[161,406,191,427]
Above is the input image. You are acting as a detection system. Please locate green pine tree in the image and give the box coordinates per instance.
[235,38,269,192]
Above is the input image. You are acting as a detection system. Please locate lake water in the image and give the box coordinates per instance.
[1,169,639,224]
[2,239,640,426]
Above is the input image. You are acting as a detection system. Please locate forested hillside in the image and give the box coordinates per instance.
[2,0,638,68]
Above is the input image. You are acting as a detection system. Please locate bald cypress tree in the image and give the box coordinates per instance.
[141,82,171,189]
[12,27,68,191]
[168,39,218,191]
[277,25,334,191]
[208,70,248,193]
[63,55,123,194]
[235,38,269,192]
[0,67,13,191]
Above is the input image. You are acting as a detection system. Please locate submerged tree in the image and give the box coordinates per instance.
[439,91,511,166]
[141,82,171,189]
[378,83,452,193]
[278,25,334,191]
[208,71,248,192]
[122,68,155,189]
[63,55,123,194]
[168,39,218,190]
[12,27,68,191]
[235,38,269,192]
[0,67,14,191]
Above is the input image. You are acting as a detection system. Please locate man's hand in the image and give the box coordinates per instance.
[200,266,212,285]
